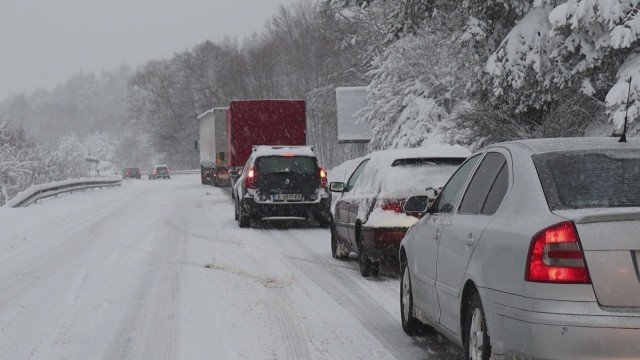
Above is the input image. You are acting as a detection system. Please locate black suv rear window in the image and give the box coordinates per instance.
[256,156,316,175]
[533,149,640,210]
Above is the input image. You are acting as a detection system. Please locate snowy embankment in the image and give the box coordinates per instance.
[0,175,461,359]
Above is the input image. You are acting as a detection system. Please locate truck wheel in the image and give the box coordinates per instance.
[237,201,250,228]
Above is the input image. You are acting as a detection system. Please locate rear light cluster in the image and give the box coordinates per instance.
[525,221,591,284]
[320,168,327,188]
[380,200,403,214]
[245,167,258,189]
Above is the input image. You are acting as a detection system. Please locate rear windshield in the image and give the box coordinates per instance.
[533,149,640,210]
[382,158,465,196]
[256,156,317,175]
[156,167,168,171]
[126,168,138,172]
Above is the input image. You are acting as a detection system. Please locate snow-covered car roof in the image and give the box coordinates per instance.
[251,145,316,158]
[499,137,640,154]
[363,143,472,165]
[349,144,472,198]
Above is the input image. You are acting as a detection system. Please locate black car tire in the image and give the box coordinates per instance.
[358,236,371,277]
[371,261,380,277]
[237,200,250,228]
[463,291,492,360]
[331,224,348,259]
[401,264,429,336]
[317,215,331,228]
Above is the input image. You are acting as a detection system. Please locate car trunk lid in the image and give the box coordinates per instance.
[255,156,320,201]
[555,208,640,308]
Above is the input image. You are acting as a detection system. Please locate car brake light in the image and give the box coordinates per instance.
[244,167,258,188]
[380,200,403,214]
[525,221,591,284]
[319,168,327,188]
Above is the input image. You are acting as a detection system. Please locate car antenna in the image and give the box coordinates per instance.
[619,76,633,143]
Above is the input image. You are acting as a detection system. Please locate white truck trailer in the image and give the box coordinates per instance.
[197,107,228,185]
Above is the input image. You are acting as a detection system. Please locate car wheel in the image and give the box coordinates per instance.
[358,236,371,277]
[237,200,250,228]
[371,261,380,277]
[317,215,331,228]
[401,264,427,335]
[331,224,348,259]
[464,291,491,360]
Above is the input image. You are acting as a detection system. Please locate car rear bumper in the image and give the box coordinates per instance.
[361,226,408,262]
[482,288,640,359]
[242,197,330,219]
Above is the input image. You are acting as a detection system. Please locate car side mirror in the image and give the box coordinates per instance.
[403,196,430,214]
[329,182,346,193]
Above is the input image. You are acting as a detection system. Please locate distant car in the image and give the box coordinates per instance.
[213,166,231,187]
[122,168,141,179]
[329,145,470,277]
[149,165,170,180]
[399,138,640,360]
[233,146,330,228]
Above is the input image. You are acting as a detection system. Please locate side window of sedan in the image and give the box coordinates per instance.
[434,154,481,213]
[458,152,509,215]
[346,159,370,192]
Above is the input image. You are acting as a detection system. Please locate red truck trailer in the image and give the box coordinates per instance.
[226,100,306,168]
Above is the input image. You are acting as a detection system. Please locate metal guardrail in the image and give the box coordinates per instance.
[4,178,122,208]
[170,169,200,175]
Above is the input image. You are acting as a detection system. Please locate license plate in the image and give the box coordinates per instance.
[272,194,302,201]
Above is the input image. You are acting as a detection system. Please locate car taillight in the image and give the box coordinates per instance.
[525,221,591,284]
[380,200,403,214]
[152,169,157,174]
[319,168,327,188]
[244,167,258,189]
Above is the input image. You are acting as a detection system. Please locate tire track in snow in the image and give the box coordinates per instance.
[271,228,462,360]
[102,222,184,360]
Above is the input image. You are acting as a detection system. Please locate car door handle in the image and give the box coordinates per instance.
[434,232,440,241]
[465,233,475,246]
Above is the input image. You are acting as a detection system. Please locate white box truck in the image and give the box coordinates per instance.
[197,107,228,185]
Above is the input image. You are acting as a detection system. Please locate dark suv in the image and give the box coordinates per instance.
[233,146,330,228]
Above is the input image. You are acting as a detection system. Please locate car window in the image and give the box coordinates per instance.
[381,158,466,198]
[459,152,507,215]
[481,162,508,215]
[346,159,370,191]
[434,154,481,213]
[256,156,316,175]
[533,149,640,210]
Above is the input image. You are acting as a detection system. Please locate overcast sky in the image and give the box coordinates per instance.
[0,0,295,99]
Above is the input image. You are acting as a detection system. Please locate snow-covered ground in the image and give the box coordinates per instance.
[0,175,461,360]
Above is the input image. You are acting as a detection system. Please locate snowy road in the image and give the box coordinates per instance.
[0,176,461,360]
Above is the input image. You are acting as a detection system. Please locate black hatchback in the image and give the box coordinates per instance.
[233,146,330,228]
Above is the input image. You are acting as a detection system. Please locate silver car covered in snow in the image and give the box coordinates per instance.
[399,137,640,359]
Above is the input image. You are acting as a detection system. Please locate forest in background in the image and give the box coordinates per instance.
[1,0,638,204]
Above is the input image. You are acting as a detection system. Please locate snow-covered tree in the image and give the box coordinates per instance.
[359,14,474,149]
